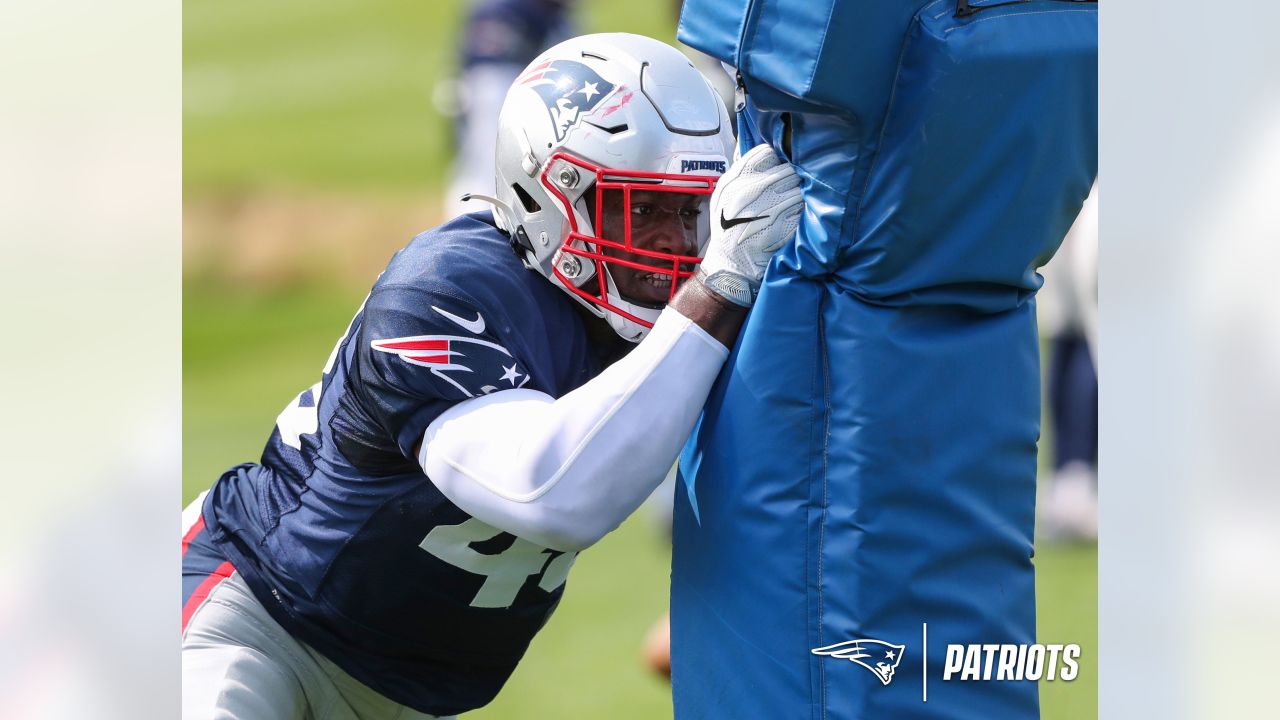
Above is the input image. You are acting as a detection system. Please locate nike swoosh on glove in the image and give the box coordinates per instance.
[698,144,803,307]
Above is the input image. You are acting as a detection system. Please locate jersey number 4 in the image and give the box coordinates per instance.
[419,518,576,609]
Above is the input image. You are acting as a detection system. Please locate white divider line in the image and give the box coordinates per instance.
[922,622,928,702]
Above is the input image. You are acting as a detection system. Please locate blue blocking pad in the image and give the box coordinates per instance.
[673,2,1096,718]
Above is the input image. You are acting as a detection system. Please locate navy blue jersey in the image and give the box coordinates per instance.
[201,212,614,716]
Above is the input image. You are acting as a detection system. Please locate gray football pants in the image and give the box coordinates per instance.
[181,571,453,720]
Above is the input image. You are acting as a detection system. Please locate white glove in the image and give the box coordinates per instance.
[698,144,803,306]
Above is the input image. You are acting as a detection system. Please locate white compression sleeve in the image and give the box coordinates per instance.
[418,307,729,551]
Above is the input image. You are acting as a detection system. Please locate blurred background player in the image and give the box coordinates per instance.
[1038,182,1100,541]
[440,0,576,218]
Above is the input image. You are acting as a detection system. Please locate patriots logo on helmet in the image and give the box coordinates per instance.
[811,638,907,686]
[520,59,617,143]
[371,335,529,398]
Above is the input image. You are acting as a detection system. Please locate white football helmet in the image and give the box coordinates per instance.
[484,33,734,342]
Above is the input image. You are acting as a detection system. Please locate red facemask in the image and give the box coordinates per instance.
[540,152,719,329]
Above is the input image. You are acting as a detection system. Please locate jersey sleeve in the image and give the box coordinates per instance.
[418,307,730,551]
[353,282,534,460]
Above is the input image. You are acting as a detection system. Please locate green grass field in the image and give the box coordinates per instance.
[184,1,1096,716]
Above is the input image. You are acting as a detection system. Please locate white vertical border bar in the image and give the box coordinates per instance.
[922,622,928,702]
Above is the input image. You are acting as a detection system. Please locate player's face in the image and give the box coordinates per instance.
[595,188,702,307]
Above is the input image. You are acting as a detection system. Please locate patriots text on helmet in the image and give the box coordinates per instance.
[680,159,727,174]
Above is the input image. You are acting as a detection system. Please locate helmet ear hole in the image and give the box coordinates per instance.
[512,183,541,213]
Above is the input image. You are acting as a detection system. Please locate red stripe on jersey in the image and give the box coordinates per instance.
[374,339,449,352]
[182,561,235,631]
[181,517,205,557]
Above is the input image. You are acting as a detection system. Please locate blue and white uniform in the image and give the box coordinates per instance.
[183,208,734,719]
[187,212,608,716]
[183,26,752,719]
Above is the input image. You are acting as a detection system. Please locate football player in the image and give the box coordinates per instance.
[182,33,803,720]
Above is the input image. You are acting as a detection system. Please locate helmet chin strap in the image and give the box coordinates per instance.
[460,193,519,233]
[461,193,541,269]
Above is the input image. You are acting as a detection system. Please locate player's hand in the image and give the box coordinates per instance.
[697,144,803,307]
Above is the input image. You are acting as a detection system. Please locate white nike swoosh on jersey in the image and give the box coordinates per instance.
[432,306,486,334]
